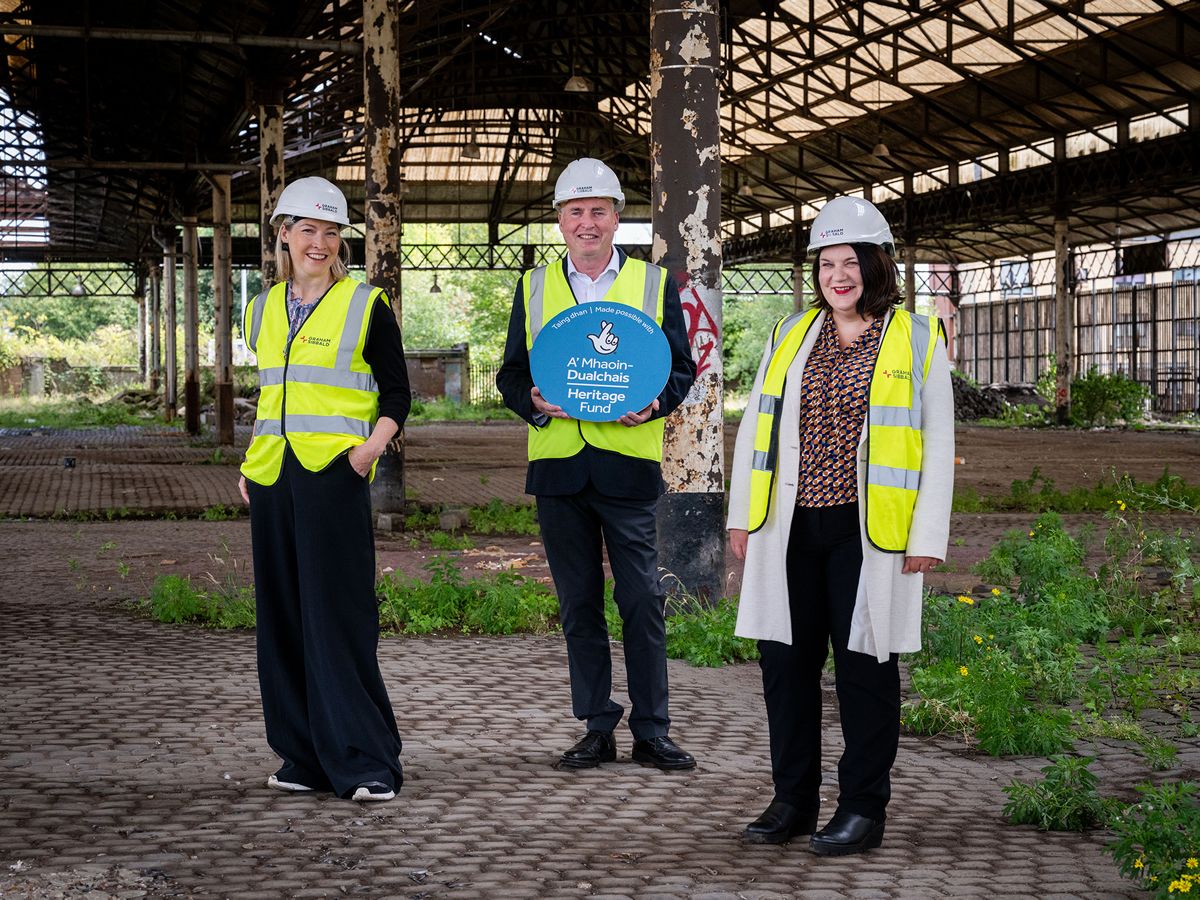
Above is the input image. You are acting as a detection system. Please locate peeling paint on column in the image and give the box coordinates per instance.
[681,108,698,139]
[651,0,724,596]
[678,25,711,71]
[364,0,406,515]
[678,184,720,280]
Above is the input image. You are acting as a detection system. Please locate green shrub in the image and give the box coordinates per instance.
[1106,781,1200,899]
[1071,366,1148,426]
[468,499,539,535]
[376,555,558,636]
[147,574,208,624]
[1002,755,1118,831]
[664,596,760,667]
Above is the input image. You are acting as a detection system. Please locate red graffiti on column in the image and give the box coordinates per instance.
[677,274,719,378]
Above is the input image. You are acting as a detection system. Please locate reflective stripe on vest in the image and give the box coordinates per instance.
[241,278,384,485]
[745,308,938,552]
[522,256,668,463]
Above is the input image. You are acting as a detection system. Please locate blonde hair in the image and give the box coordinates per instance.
[274,217,351,283]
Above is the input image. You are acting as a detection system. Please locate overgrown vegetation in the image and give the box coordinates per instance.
[1105,781,1200,899]
[904,501,1198,763]
[135,541,255,629]
[467,498,539,535]
[1002,755,1120,831]
[407,398,516,422]
[0,395,167,429]
[952,468,1200,514]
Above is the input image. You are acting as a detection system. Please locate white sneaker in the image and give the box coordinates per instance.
[267,774,315,792]
[351,781,395,802]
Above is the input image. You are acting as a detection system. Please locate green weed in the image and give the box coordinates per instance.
[468,499,539,535]
[1106,780,1200,899]
[376,555,558,636]
[1002,755,1119,831]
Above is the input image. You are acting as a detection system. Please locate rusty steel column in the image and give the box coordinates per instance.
[1054,217,1073,425]
[148,262,162,392]
[160,228,178,421]
[212,176,235,446]
[650,0,724,599]
[258,92,285,285]
[136,273,147,383]
[364,0,405,516]
[182,217,201,436]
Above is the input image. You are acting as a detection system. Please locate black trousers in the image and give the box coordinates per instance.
[536,484,670,740]
[758,502,900,819]
[247,447,403,797]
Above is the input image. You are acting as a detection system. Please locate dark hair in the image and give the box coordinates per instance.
[810,242,900,319]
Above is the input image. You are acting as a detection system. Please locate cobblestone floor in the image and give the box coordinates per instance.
[2,422,1194,897]
[0,518,1158,899]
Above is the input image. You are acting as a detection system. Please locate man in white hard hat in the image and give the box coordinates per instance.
[497,158,698,771]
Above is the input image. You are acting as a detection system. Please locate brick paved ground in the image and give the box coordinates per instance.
[1,518,1172,899]
[2,423,1196,897]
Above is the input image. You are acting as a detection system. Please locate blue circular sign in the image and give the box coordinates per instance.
[529,301,671,422]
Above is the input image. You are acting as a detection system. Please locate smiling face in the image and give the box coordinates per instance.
[283,217,341,281]
[817,244,864,318]
[557,198,618,270]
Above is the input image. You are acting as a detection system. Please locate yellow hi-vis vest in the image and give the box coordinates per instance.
[747,307,940,552]
[522,256,668,462]
[240,277,386,486]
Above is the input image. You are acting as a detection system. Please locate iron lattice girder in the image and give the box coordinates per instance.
[0,265,136,298]
[724,129,1200,265]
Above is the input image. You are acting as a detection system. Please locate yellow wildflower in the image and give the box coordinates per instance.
[1189,859,1199,870]
[989,634,995,639]
[1117,499,1127,511]
[959,665,969,676]
[1134,859,1144,870]
[973,635,983,645]
[991,587,1001,596]
[1029,531,1035,537]
[957,595,975,605]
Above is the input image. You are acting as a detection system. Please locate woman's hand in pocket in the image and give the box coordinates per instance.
[347,444,377,477]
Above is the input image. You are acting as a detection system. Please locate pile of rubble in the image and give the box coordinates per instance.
[951,371,1008,421]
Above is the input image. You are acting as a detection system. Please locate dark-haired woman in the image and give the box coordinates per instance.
[726,196,954,855]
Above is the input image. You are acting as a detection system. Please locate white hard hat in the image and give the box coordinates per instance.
[271,176,350,226]
[808,196,895,256]
[553,157,625,212]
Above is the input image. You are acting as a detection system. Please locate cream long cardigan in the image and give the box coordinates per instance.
[727,308,955,662]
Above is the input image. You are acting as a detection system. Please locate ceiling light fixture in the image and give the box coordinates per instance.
[872,141,891,158]
[461,132,482,160]
[69,278,87,297]
[430,272,443,294]
[564,74,593,93]
[738,182,754,198]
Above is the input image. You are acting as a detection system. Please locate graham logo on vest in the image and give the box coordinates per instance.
[298,335,332,348]
[882,368,911,380]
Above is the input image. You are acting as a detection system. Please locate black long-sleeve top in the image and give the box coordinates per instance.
[362,295,411,426]
[496,249,697,500]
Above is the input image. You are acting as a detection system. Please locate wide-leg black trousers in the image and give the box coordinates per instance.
[536,484,670,740]
[247,447,403,797]
[758,502,900,819]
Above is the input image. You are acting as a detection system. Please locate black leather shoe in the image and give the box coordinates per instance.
[559,730,616,769]
[631,735,696,770]
[809,809,885,856]
[743,799,820,844]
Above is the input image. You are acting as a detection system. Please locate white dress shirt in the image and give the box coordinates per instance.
[566,249,619,302]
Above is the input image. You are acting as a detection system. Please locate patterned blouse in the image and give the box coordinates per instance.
[797,313,884,507]
[285,282,321,349]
